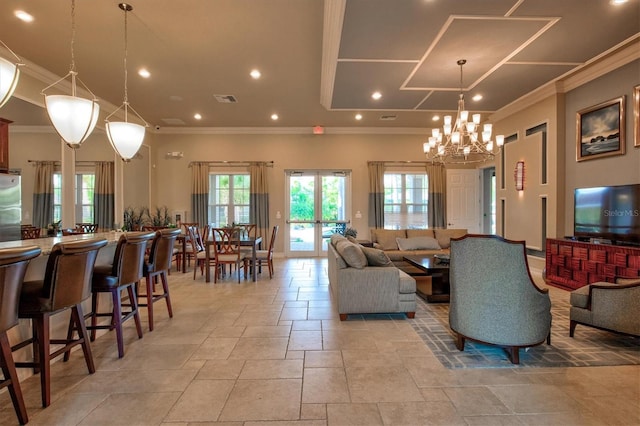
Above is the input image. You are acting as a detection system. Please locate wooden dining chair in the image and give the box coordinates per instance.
[75,223,98,233]
[20,226,41,240]
[210,227,247,283]
[245,225,279,279]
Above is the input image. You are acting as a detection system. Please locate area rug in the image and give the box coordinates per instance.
[409,297,640,369]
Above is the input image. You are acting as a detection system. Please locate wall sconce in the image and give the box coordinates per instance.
[514,161,525,191]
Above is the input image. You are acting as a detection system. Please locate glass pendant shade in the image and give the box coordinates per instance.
[0,56,20,109]
[44,94,99,147]
[106,121,145,160]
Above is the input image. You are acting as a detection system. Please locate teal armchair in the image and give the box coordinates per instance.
[449,234,552,364]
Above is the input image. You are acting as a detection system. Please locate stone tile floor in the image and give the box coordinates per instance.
[0,258,638,425]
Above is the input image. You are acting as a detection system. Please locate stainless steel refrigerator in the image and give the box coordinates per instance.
[0,173,21,242]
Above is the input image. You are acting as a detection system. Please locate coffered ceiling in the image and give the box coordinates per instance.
[0,0,638,129]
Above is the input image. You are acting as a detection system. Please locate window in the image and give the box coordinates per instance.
[53,173,96,223]
[208,173,250,226]
[383,173,428,229]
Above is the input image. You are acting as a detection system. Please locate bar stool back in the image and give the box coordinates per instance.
[0,246,41,424]
[14,239,107,408]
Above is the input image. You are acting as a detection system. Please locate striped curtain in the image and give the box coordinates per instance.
[368,162,385,228]
[94,161,114,231]
[32,161,55,229]
[249,162,270,241]
[191,162,209,226]
[426,163,446,228]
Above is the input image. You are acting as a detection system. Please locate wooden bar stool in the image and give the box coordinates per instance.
[0,246,41,424]
[84,231,155,358]
[140,229,180,331]
[13,239,107,408]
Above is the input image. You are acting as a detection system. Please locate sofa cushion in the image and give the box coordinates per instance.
[396,236,441,251]
[360,246,393,267]
[371,229,406,250]
[330,233,347,247]
[335,239,367,269]
[434,228,468,249]
[406,229,435,239]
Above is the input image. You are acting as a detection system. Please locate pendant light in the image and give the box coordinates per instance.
[42,0,99,148]
[0,41,23,109]
[105,3,148,162]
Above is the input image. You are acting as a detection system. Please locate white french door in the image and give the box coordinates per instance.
[285,171,350,257]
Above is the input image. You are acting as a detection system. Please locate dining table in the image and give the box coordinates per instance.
[204,236,262,282]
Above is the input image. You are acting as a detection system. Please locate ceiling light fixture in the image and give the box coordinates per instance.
[250,69,261,79]
[105,3,148,161]
[355,113,362,120]
[41,0,99,148]
[194,113,202,120]
[0,40,23,109]
[423,59,504,164]
[271,113,279,121]
[14,10,34,23]
[371,91,382,100]
[138,68,150,78]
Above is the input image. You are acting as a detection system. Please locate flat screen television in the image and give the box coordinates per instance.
[574,184,640,246]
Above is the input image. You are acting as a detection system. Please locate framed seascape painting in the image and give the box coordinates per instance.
[576,96,625,161]
[634,85,639,147]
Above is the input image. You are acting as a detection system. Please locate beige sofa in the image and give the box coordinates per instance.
[369,228,468,261]
[327,234,416,320]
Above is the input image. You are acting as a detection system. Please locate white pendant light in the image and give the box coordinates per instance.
[42,0,99,149]
[0,41,23,109]
[105,3,148,162]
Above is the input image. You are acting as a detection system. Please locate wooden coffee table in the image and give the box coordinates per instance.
[403,255,450,303]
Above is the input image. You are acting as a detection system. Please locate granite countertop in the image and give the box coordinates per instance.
[0,231,123,256]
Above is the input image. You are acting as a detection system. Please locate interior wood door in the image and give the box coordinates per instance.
[446,169,480,233]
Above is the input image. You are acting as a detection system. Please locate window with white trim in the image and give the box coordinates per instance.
[52,173,96,223]
[383,172,428,229]
[208,173,250,226]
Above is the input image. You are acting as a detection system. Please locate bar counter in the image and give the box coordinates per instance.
[0,231,122,255]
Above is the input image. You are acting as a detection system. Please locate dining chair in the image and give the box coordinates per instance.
[140,228,180,331]
[210,227,247,283]
[75,223,98,233]
[0,245,41,424]
[179,222,201,270]
[14,239,107,407]
[186,225,208,279]
[84,231,155,358]
[20,226,41,239]
[245,225,279,279]
[235,223,257,259]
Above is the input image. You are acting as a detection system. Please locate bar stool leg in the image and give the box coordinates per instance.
[0,332,28,424]
[34,313,51,407]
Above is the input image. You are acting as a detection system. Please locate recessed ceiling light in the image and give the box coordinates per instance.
[355,113,363,120]
[15,10,34,22]
[432,115,440,121]
[610,0,628,4]
[138,68,150,78]
[194,113,202,120]
[250,69,261,79]
[371,91,382,100]
[472,94,483,102]
[271,113,279,121]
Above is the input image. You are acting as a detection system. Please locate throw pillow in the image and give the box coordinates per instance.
[360,246,393,267]
[335,239,367,269]
[434,228,468,249]
[346,235,359,244]
[395,236,441,251]
[373,229,407,250]
[330,233,346,247]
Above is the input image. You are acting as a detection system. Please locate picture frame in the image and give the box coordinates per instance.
[576,96,625,161]
[634,85,639,147]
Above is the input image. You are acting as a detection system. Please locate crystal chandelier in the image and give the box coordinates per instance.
[424,59,504,164]
[105,3,148,162]
[0,40,23,109]
[42,0,100,148]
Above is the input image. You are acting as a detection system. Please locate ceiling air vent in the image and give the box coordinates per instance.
[214,94,238,103]
[379,115,397,121]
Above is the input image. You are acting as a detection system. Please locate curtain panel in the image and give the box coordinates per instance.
[426,163,446,228]
[94,161,114,231]
[190,162,209,226]
[32,161,55,229]
[249,162,270,241]
[367,162,385,229]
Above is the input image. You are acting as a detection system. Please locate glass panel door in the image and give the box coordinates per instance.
[286,171,349,257]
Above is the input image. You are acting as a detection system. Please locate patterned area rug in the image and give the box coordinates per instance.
[409,297,640,369]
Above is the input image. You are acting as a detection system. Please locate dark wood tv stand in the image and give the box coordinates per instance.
[545,238,640,290]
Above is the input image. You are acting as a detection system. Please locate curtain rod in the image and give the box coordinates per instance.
[188,161,274,167]
[368,161,437,167]
[27,160,112,165]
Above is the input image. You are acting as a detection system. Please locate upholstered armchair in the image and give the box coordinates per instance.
[449,234,552,364]
[569,277,640,337]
